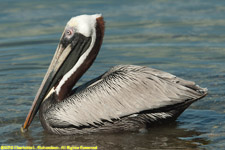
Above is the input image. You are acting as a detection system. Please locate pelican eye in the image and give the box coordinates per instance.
[66,29,73,36]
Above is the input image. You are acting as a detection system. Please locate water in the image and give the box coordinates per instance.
[0,0,225,149]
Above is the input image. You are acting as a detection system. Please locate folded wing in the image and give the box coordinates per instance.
[46,65,207,128]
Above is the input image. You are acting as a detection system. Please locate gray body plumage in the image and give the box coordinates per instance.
[39,65,207,135]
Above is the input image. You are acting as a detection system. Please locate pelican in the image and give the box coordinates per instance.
[22,14,207,135]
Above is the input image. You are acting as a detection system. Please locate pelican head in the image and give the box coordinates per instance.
[22,14,105,130]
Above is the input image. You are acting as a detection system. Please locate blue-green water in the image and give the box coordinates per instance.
[0,0,225,149]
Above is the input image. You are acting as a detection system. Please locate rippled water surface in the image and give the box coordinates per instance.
[1,0,225,149]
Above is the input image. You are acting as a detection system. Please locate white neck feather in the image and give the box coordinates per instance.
[55,30,96,95]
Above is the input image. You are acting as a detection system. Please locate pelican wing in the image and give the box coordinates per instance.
[46,65,207,127]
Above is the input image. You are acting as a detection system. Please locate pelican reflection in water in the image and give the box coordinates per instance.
[22,14,207,135]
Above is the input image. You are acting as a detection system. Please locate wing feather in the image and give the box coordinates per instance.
[46,65,207,127]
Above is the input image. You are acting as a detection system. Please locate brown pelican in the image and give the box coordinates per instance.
[22,14,207,135]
